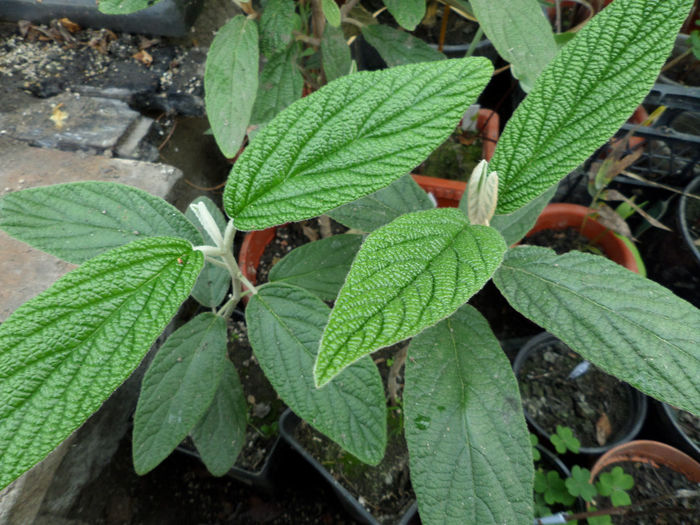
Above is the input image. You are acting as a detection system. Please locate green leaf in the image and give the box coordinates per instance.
[132,313,227,474]
[0,181,202,264]
[191,358,247,476]
[98,0,163,14]
[486,185,556,245]
[588,508,613,525]
[321,0,341,27]
[0,237,203,490]
[383,0,425,31]
[205,15,259,157]
[269,234,363,301]
[596,466,634,507]
[565,466,597,502]
[259,0,296,57]
[492,0,694,214]
[493,246,700,414]
[247,283,386,464]
[470,0,557,93]
[550,425,580,454]
[322,23,352,82]
[328,174,434,232]
[314,208,507,386]
[224,57,493,230]
[251,43,304,127]
[360,25,445,67]
[185,197,230,308]
[541,470,576,506]
[530,434,541,461]
[404,305,533,524]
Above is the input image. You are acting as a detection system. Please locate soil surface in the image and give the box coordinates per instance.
[517,338,636,448]
[523,226,604,256]
[415,131,483,180]
[594,461,700,524]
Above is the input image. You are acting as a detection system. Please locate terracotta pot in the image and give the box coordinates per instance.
[589,440,700,485]
[526,203,640,273]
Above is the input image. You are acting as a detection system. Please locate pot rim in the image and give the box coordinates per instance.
[678,176,700,265]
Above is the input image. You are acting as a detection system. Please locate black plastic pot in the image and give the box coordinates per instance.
[653,401,700,462]
[679,175,700,266]
[514,333,648,456]
[279,409,417,525]
[176,436,282,494]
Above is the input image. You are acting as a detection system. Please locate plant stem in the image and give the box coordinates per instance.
[340,0,361,17]
[310,0,326,44]
[438,4,450,52]
[465,26,483,58]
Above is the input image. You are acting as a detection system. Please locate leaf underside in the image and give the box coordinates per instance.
[269,233,363,302]
[383,0,425,31]
[361,25,445,67]
[133,313,228,475]
[224,57,493,230]
[190,358,248,477]
[328,174,434,233]
[494,246,700,415]
[405,305,533,524]
[0,237,203,489]
[251,43,304,127]
[259,0,296,57]
[315,208,507,386]
[205,15,259,158]
[493,0,693,214]
[322,23,352,83]
[0,181,202,264]
[247,283,387,464]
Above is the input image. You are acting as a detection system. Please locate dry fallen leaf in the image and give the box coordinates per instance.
[132,50,153,67]
[59,18,81,33]
[49,103,68,130]
[596,412,612,446]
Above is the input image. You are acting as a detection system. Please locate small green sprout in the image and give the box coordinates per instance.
[551,425,581,454]
[596,465,635,507]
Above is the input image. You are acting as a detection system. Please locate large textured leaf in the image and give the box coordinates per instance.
[98,0,162,14]
[322,24,352,82]
[494,246,700,414]
[251,44,304,127]
[405,305,533,524]
[328,174,434,232]
[224,57,493,230]
[361,25,445,67]
[0,237,203,490]
[259,0,296,57]
[133,313,228,474]
[205,15,259,157]
[487,185,556,245]
[269,234,363,301]
[185,197,230,308]
[383,0,425,31]
[470,0,556,93]
[0,182,202,264]
[492,0,693,214]
[190,359,247,476]
[314,208,507,386]
[247,283,386,464]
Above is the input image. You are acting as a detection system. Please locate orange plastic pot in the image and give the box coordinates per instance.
[589,440,700,485]
[526,203,640,273]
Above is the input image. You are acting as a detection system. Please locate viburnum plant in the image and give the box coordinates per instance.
[1,1,699,524]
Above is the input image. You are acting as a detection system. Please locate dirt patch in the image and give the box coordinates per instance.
[517,338,637,449]
[524,226,604,256]
[414,130,483,180]
[593,461,700,524]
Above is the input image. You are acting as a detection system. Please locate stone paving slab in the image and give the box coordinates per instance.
[0,136,185,524]
[0,135,183,320]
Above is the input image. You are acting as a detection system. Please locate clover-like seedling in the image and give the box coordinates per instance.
[530,433,542,462]
[565,465,597,502]
[535,470,577,506]
[596,465,635,507]
[551,425,581,454]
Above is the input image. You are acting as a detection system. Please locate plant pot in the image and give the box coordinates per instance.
[514,332,648,456]
[525,203,641,273]
[588,440,700,522]
[678,175,700,266]
[653,401,700,462]
[544,0,595,33]
[279,409,417,525]
[659,34,700,87]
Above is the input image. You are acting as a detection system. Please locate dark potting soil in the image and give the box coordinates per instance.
[671,407,700,449]
[594,461,700,524]
[415,131,483,180]
[524,227,604,256]
[518,339,635,448]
